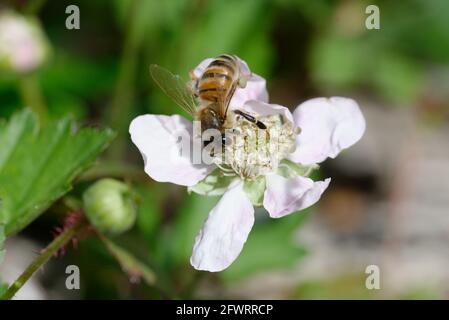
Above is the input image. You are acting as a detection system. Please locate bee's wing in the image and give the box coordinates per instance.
[150,64,197,116]
[221,81,237,120]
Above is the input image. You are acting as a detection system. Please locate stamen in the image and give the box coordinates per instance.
[216,113,297,180]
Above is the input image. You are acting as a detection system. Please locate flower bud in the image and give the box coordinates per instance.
[83,179,137,235]
[0,10,50,74]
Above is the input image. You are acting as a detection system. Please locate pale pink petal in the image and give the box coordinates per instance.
[289,97,365,165]
[190,182,254,272]
[235,56,251,79]
[191,58,214,79]
[239,100,294,123]
[192,57,269,110]
[264,174,331,218]
[229,74,269,109]
[129,114,213,186]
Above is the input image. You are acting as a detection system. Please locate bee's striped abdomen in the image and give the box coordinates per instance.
[198,55,238,103]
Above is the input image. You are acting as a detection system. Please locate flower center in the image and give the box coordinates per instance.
[217,113,297,180]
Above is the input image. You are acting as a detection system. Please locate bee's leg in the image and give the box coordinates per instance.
[234,110,267,129]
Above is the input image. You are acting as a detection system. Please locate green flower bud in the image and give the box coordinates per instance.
[83,179,137,235]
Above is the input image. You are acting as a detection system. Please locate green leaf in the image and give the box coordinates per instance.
[276,159,318,179]
[0,225,4,296]
[0,225,4,265]
[100,235,156,286]
[222,211,309,281]
[135,185,162,243]
[243,177,266,206]
[0,109,115,236]
[188,170,236,196]
[0,281,6,297]
[168,193,217,267]
[371,52,422,105]
[310,35,366,90]
[164,0,270,74]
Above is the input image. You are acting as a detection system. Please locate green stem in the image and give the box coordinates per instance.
[17,74,48,124]
[97,232,176,299]
[106,0,143,161]
[0,221,86,300]
[24,0,48,15]
[181,271,207,299]
[79,162,148,182]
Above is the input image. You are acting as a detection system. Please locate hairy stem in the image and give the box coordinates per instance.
[0,221,86,300]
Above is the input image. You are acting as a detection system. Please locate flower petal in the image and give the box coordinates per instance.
[240,100,294,123]
[192,57,269,110]
[190,182,254,272]
[191,58,214,79]
[263,174,330,218]
[229,74,269,109]
[289,97,365,165]
[129,114,213,186]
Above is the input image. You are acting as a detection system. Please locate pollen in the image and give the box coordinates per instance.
[218,113,297,180]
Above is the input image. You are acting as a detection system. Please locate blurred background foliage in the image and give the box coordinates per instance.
[1,0,448,299]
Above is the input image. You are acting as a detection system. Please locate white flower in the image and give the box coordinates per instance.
[130,56,365,272]
[0,11,50,74]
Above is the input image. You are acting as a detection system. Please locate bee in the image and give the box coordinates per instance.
[149,54,266,139]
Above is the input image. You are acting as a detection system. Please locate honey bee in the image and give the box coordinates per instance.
[149,54,266,138]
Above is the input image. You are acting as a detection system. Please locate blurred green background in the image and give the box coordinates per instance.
[1,0,449,299]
